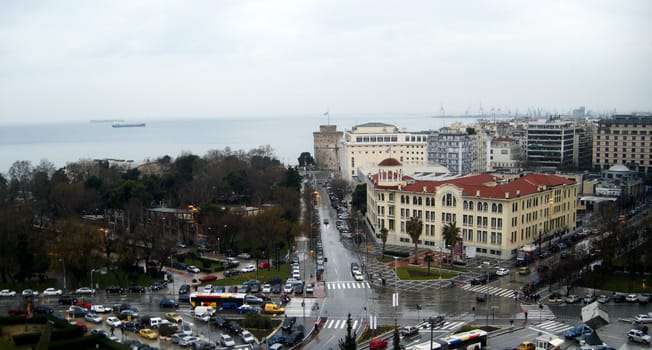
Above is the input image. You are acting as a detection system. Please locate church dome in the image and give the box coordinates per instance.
[378,158,402,166]
[608,164,630,172]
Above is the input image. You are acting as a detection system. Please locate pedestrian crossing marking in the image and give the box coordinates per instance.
[529,320,574,333]
[326,281,370,290]
[460,283,516,299]
[324,319,359,329]
[416,320,466,331]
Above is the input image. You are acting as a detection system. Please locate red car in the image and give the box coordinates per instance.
[369,338,388,349]
[74,300,92,309]
[72,321,88,333]
[198,275,218,283]
[257,261,270,269]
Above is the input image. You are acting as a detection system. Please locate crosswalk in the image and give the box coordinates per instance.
[516,304,556,321]
[416,320,467,331]
[326,281,371,290]
[529,320,575,334]
[460,284,517,299]
[284,299,320,316]
[323,319,359,329]
[320,319,466,331]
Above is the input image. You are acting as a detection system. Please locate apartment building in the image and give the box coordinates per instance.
[526,118,576,169]
[339,122,428,183]
[427,127,491,176]
[490,137,522,172]
[365,159,577,260]
[593,114,652,175]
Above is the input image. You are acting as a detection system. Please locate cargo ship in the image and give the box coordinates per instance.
[112,122,146,128]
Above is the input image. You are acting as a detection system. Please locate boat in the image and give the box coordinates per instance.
[112,122,146,128]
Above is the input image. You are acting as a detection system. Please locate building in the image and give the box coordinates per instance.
[365,158,578,260]
[526,118,576,170]
[339,122,429,183]
[313,125,343,171]
[490,137,522,172]
[592,114,652,175]
[594,164,644,200]
[427,127,491,176]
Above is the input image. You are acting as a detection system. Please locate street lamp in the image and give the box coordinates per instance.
[59,258,67,292]
[168,256,175,296]
[90,269,98,290]
[429,316,438,350]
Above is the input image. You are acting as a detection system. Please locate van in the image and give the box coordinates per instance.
[264,303,285,315]
[193,306,215,316]
[148,317,163,329]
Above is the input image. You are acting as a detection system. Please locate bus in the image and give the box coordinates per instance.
[189,293,246,309]
[437,329,488,350]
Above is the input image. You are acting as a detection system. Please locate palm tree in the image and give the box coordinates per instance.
[424,253,434,274]
[406,216,423,264]
[442,222,461,263]
[338,313,357,350]
[380,227,389,258]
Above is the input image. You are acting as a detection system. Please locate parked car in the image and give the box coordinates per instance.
[305,283,314,294]
[369,338,389,349]
[225,321,242,334]
[105,285,124,294]
[548,293,563,304]
[220,334,236,347]
[199,275,218,283]
[597,295,611,304]
[272,284,282,294]
[245,295,264,305]
[90,304,112,313]
[283,283,294,294]
[128,285,146,293]
[187,265,201,273]
[42,288,63,296]
[106,316,122,327]
[583,294,597,304]
[613,294,626,303]
[638,293,651,304]
[626,294,639,303]
[241,330,255,344]
[139,328,158,340]
[627,329,651,344]
[0,289,16,297]
[565,295,581,304]
[282,317,297,331]
[400,326,419,337]
[21,289,37,297]
[84,312,102,323]
[160,298,179,308]
[241,264,256,273]
[224,270,241,277]
[496,268,509,276]
[634,314,652,324]
[67,306,88,317]
[75,287,95,295]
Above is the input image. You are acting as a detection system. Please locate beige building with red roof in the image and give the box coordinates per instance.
[366,158,578,260]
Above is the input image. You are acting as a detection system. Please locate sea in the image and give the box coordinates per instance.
[0,114,496,175]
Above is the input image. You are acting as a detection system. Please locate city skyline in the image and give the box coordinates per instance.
[1,0,650,123]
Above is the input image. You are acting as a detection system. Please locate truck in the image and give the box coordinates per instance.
[264,303,285,315]
[516,244,537,266]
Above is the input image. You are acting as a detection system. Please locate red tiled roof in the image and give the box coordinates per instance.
[378,173,574,199]
[378,158,402,166]
[494,137,514,142]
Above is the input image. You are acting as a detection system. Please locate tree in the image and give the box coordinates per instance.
[351,184,367,215]
[424,253,434,273]
[297,152,315,167]
[406,216,423,264]
[338,313,357,350]
[380,227,389,258]
[392,326,401,350]
[442,222,461,250]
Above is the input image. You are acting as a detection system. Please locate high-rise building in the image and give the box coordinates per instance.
[592,114,652,175]
[427,127,490,175]
[526,118,576,169]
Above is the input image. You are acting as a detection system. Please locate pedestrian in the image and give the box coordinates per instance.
[111,325,115,336]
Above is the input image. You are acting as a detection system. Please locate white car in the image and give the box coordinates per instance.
[220,334,236,347]
[626,294,639,303]
[634,314,652,324]
[241,264,256,273]
[202,285,213,293]
[179,336,199,347]
[75,287,95,295]
[90,305,112,313]
[187,265,201,273]
[194,313,210,323]
[21,289,38,297]
[353,271,364,281]
[237,252,252,259]
[106,316,122,327]
[84,312,103,323]
[292,270,301,279]
[42,288,63,296]
[496,268,509,276]
[0,289,16,297]
[283,283,294,294]
[262,284,272,293]
[241,330,255,344]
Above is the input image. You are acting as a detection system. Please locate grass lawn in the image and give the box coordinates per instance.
[579,270,650,293]
[376,256,396,263]
[396,266,457,280]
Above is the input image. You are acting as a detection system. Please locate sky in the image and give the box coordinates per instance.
[1,0,650,123]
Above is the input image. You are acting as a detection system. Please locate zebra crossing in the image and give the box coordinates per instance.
[284,299,320,316]
[320,319,466,331]
[516,304,556,321]
[416,320,467,331]
[324,319,359,329]
[529,320,575,334]
[326,281,371,290]
[460,284,516,299]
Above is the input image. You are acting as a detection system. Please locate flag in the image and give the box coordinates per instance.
[323,111,329,116]
[385,147,391,153]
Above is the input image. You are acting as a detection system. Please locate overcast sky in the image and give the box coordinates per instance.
[1,0,650,123]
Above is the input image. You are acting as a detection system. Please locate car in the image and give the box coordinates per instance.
[105,285,124,294]
[283,283,294,294]
[21,289,37,297]
[565,295,581,304]
[400,326,419,337]
[272,284,282,294]
[128,285,146,293]
[165,312,183,324]
[75,287,95,295]
[202,285,214,293]
[269,343,284,350]
[476,293,488,302]
[84,312,103,323]
[179,336,200,347]
[179,284,191,294]
[199,275,218,283]
[369,338,389,349]
[150,281,167,291]
[42,288,63,296]
[71,321,88,333]
[220,333,236,347]
[245,295,264,305]
[548,293,563,304]
[33,305,54,315]
[225,321,242,334]
[119,309,140,319]
[224,270,241,277]
[67,306,88,317]
[294,284,304,295]
[236,304,261,315]
[282,316,297,331]
[583,294,597,304]
[241,330,255,344]
[496,268,509,276]
[613,294,626,303]
[518,266,530,275]
[634,314,652,324]
[74,300,92,309]
[210,315,227,328]
[258,261,271,269]
[187,265,201,273]
[292,270,301,279]
[0,289,16,297]
[91,328,109,337]
[194,313,210,323]
[517,341,536,350]
[597,295,611,304]
[268,334,287,346]
[305,283,314,294]
[638,293,651,304]
[180,322,194,335]
[241,264,256,273]
[160,298,179,308]
[626,294,639,303]
[192,339,218,350]
[249,283,261,294]
[174,262,188,270]
[106,316,122,327]
[627,329,651,344]
[90,304,112,313]
[353,271,364,281]
[237,252,252,259]
[139,328,158,340]
[564,325,593,339]
[261,283,272,293]
[171,333,191,344]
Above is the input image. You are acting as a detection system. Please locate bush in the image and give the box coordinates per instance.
[241,313,273,329]
[382,250,410,258]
